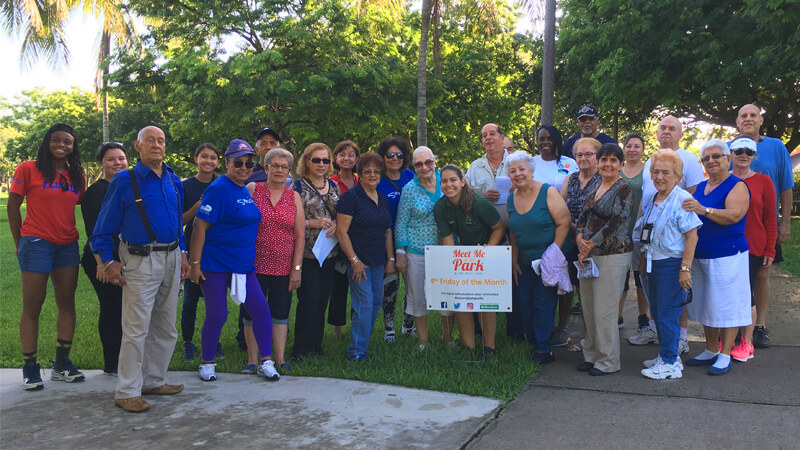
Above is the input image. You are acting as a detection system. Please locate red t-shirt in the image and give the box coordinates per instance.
[744,173,777,258]
[10,160,85,245]
[253,184,297,276]
[330,173,358,194]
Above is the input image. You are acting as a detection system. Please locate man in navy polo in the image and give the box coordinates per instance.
[563,104,617,159]
[92,125,190,413]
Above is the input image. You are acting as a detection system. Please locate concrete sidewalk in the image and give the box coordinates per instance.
[1,370,500,449]
[467,267,800,449]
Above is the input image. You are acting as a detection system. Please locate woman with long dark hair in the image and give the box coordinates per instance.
[81,141,128,375]
[8,123,86,390]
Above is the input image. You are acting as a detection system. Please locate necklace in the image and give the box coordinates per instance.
[307,177,327,190]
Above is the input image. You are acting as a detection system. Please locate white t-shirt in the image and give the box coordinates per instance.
[642,148,705,205]
[532,156,578,191]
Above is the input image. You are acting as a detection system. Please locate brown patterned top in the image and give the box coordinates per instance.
[297,177,340,259]
[576,178,633,255]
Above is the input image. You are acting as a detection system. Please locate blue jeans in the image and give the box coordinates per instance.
[346,264,384,358]
[645,257,685,364]
[516,265,558,353]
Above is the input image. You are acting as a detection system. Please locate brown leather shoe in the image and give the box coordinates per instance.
[115,396,150,412]
[141,384,184,395]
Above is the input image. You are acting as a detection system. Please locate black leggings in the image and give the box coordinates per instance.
[80,250,123,373]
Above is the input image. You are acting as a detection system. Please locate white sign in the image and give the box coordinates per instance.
[424,245,512,312]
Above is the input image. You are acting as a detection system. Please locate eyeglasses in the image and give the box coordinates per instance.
[732,148,756,157]
[360,169,381,176]
[310,157,331,164]
[503,147,514,152]
[231,160,255,169]
[413,159,435,169]
[269,163,290,171]
[700,153,726,163]
[385,152,404,160]
[575,152,595,159]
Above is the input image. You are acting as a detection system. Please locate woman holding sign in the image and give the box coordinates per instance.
[575,143,633,376]
[433,165,505,358]
[507,151,572,365]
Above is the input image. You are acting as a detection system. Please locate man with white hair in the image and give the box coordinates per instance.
[92,126,190,412]
[734,104,794,348]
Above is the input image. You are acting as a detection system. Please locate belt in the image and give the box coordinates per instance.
[122,239,179,252]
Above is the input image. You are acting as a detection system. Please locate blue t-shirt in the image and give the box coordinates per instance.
[196,175,261,273]
[563,132,617,159]
[337,184,392,267]
[377,168,414,227]
[730,136,794,220]
[694,176,748,259]
[182,176,213,246]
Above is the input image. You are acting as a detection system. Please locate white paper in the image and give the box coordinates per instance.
[493,176,512,205]
[312,228,338,267]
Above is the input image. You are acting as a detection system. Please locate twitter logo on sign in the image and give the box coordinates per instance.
[454,303,461,309]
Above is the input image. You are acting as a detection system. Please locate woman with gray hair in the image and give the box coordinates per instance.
[247,148,305,373]
[681,139,750,375]
[394,146,444,348]
[507,151,572,364]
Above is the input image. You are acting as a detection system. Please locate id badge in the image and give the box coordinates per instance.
[640,223,653,243]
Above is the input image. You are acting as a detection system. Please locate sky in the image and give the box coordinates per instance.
[1,12,103,100]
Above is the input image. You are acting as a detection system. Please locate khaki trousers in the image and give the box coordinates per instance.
[115,243,180,399]
[580,252,631,373]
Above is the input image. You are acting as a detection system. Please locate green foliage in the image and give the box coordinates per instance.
[557,0,800,149]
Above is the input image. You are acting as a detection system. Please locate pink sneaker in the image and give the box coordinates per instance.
[731,341,754,362]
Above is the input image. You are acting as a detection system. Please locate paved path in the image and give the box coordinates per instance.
[467,267,800,449]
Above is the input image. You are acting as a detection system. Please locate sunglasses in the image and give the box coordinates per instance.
[231,160,255,169]
[413,159,435,169]
[732,148,756,157]
[624,132,644,142]
[385,152,404,160]
[102,141,124,148]
[700,153,726,163]
[310,157,331,164]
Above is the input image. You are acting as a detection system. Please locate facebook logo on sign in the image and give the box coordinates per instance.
[440,302,448,309]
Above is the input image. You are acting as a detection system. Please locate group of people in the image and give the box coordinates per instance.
[8,101,792,412]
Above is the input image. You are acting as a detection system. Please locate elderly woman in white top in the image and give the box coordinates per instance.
[394,146,444,348]
[633,149,702,380]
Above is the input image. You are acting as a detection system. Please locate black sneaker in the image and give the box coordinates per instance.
[184,342,198,361]
[215,342,226,360]
[22,363,44,391]
[532,351,555,365]
[50,358,85,383]
[482,347,496,360]
[570,303,582,315]
[753,326,771,348]
[637,314,649,331]
[618,316,624,329]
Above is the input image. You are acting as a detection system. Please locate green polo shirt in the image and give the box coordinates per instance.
[433,192,501,245]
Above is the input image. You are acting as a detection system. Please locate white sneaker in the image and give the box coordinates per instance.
[679,338,690,354]
[627,326,659,345]
[199,363,217,381]
[257,360,280,381]
[641,360,683,380]
[643,355,683,370]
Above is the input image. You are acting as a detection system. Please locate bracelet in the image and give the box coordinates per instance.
[680,266,692,272]
[395,249,406,255]
[102,261,114,271]
[191,260,201,265]
[305,219,309,227]
[351,256,360,264]
[388,257,396,262]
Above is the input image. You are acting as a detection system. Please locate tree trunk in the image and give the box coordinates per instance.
[101,29,111,142]
[541,0,556,125]
[417,0,435,147]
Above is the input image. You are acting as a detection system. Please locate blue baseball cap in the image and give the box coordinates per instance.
[225,139,256,159]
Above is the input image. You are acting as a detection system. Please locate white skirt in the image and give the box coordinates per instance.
[688,251,752,328]
[404,252,430,317]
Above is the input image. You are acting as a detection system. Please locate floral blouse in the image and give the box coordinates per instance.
[576,178,633,255]
[296,177,340,260]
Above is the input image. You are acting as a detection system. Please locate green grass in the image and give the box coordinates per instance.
[0,194,536,401]
[777,218,800,276]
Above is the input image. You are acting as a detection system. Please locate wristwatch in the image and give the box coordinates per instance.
[704,207,712,215]
[293,265,302,271]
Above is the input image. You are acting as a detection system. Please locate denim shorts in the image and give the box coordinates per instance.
[17,236,80,273]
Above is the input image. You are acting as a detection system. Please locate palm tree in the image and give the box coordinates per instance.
[1,0,76,69]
